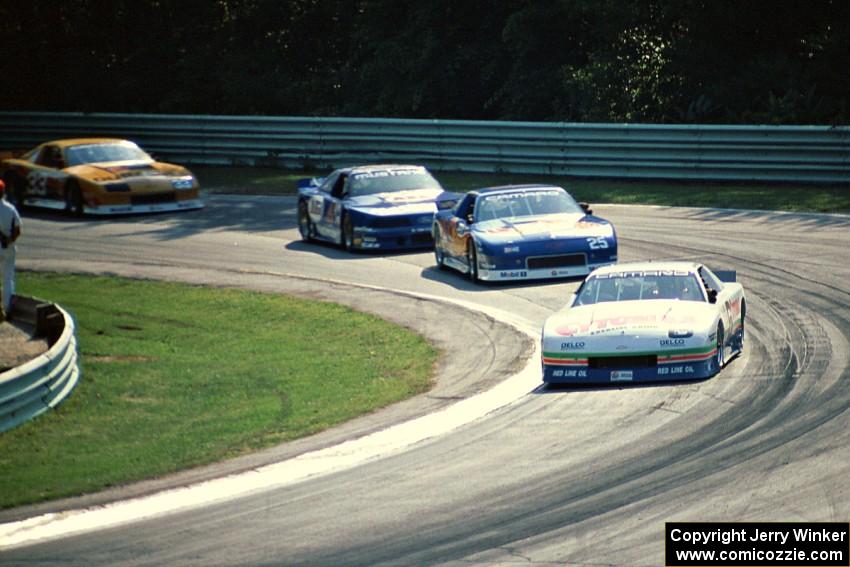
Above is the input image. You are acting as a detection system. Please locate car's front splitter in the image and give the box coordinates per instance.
[542,352,718,384]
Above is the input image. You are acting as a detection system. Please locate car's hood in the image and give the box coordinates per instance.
[473,213,612,243]
[347,188,441,215]
[545,300,716,338]
[66,160,191,181]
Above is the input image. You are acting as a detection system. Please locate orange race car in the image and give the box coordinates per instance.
[0,138,203,215]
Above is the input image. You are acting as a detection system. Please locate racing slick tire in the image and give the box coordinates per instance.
[433,226,446,269]
[467,240,480,283]
[715,322,725,373]
[733,301,746,353]
[341,212,355,251]
[297,200,315,241]
[65,180,84,217]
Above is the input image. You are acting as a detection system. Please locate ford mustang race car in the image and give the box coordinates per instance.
[541,261,746,384]
[297,164,443,251]
[0,138,203,215]
[432,185,617,282]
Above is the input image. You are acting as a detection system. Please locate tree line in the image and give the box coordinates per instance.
[2,0,847,124]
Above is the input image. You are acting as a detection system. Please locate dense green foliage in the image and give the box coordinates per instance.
[2,0,847,124]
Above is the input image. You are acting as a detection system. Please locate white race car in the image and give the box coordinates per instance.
[541,261,745,384]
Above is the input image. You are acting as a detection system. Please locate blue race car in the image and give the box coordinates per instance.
[297,164,443,251]
[432,185,617,282]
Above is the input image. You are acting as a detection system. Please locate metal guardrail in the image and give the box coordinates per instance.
[0,297,80,432]
[1,111,848,183]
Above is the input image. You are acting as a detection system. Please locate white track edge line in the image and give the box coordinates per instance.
[0,279,541,550]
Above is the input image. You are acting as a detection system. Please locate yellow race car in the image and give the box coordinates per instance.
[0,138,203,215]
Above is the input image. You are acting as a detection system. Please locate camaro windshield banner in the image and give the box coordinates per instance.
[665,522,849,566]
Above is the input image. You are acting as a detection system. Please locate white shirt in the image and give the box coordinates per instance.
[0,198,21,249]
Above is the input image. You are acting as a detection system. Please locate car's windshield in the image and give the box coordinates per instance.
[476,189,582,222]
[574,271,705,305]
[65,143,151,166]
[348,169,441,196]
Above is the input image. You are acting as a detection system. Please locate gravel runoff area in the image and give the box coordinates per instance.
[0,318,49,373]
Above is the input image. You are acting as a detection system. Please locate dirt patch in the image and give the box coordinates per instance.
[0,321,49,372]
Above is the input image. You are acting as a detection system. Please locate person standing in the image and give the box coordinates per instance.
[0,180,22,318]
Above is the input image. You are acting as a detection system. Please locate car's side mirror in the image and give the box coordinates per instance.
[707,289,718,304]
[456,220,469,237]
[579,202,593,215]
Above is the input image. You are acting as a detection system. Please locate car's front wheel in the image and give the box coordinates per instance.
[341,212,355,251]
[297,201,314,241]
[65,180,84,217]
[433,226,446,269]
[735,301,746,352]
[467,240,479,282]
[714,322,725,372]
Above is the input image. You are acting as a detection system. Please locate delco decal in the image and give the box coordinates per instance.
[556,314,697,336]
[660,338,686,347]
[560,341,586,350]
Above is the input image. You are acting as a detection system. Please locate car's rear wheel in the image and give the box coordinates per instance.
[297,201,314,241]
[65,180,84,217]
[341,212,354,251]
[467,240,479,282]
[433,226,446,269]
[715,322,725,372]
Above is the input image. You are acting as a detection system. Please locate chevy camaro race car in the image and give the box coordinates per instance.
[297,164,443,251]
[541,261,746,384]
[0,138,203,215]
[432,185,617,282]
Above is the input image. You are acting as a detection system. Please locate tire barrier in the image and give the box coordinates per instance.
[0,296,80,432]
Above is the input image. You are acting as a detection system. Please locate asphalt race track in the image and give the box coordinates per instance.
[3,195,850,566]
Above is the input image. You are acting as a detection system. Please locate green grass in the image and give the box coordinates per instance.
[0,272,436,508]
[194,166,850,214]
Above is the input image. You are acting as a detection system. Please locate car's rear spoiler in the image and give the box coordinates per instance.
[297,177,324,189]
[436,191,463,211]
[714,270,737,283]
